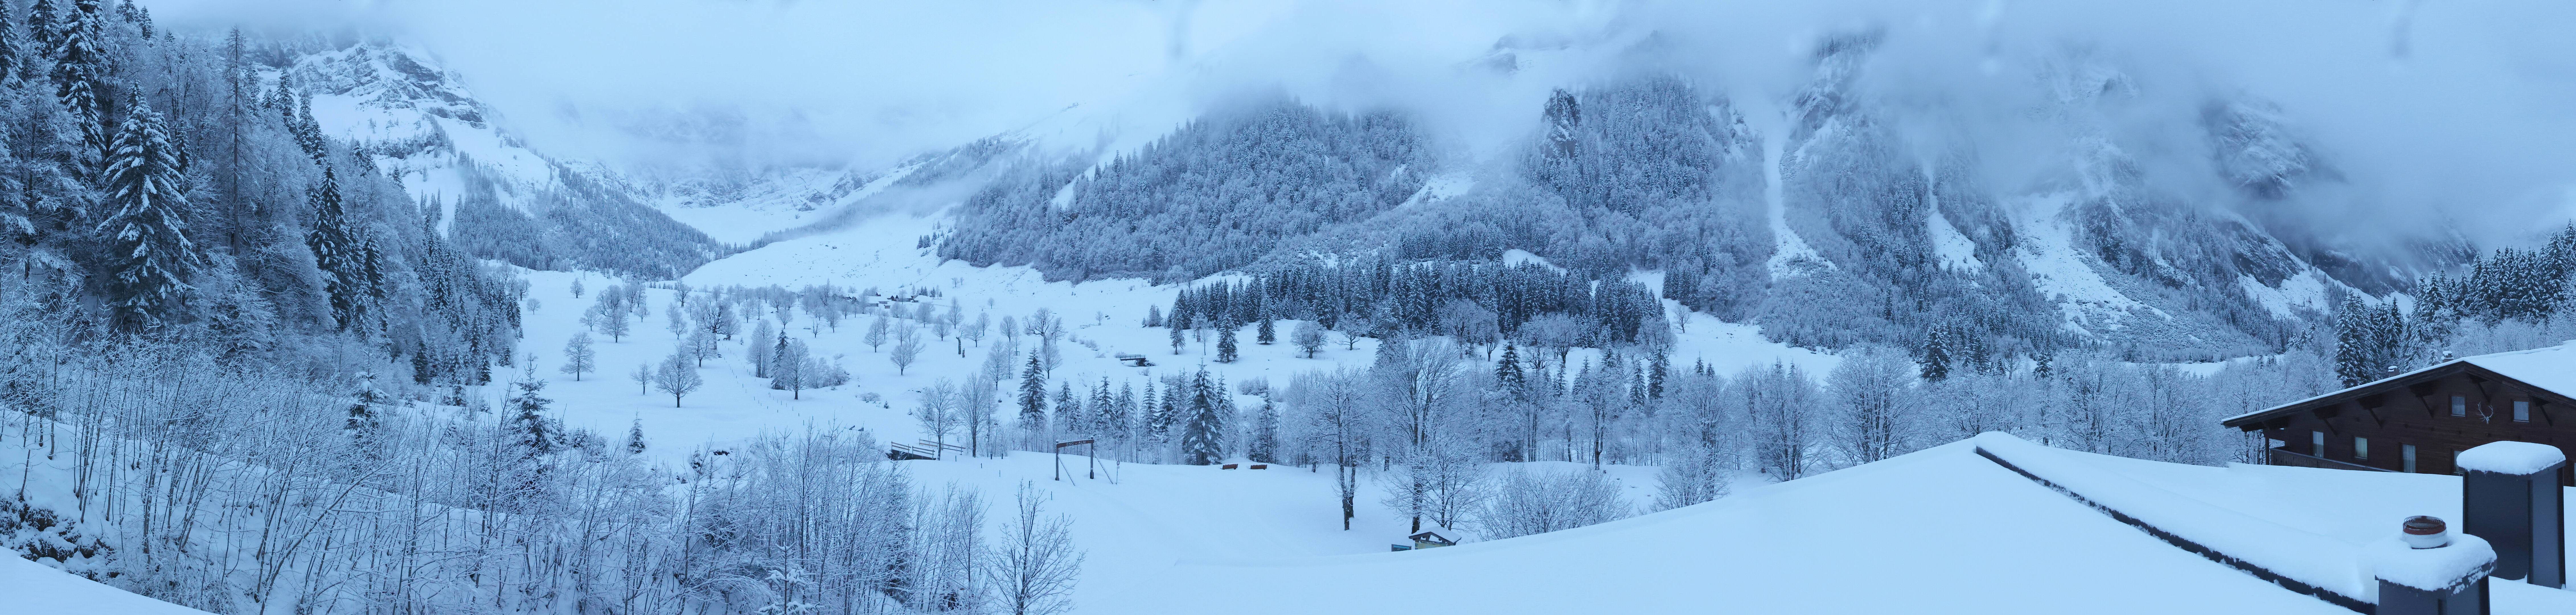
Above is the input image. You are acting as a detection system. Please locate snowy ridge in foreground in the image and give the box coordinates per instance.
[1131,436,2576,614]
[2,556,212,615]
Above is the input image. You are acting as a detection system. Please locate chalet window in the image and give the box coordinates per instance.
[2402,444,2417,473]
[2311,431,2325,456]
[2452,396,2468,417]
[2354,437,2368,460]
[2514,400,2531,422]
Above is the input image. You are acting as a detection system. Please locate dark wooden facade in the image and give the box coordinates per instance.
[2222,361,2576,487]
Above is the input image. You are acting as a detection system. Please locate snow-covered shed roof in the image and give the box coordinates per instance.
[2222,342,2576,429]
[1123,435,2576,614]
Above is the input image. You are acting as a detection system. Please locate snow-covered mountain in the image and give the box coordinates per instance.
[261,11,2483,363]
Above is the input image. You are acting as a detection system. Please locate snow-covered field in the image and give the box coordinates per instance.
[523,208,1839,469]
[488,206,1841,612]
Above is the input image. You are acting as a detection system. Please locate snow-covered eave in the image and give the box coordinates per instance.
[2219,352,2576,428]
[2219,359,2472,427]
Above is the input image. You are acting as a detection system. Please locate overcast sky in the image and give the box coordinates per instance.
[142,0,2576,239]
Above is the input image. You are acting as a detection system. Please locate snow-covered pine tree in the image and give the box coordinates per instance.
[0,3,18,85]
[1179,367,1225,465]
[29,0,61,52]
[346,371,385,438]
[508,379,557,459]
[625,417,647,454]
[1111,380,1136,442]
[1918,328,1951,382]
[1496,343,1527,399]
[1168,321,1184,355]
[1248,395,1279,464]
[51,0,110,176]
[2332,296,2409,386]
[1648,347,1668,399]
[293,89,327,164]
[96,95,196,330]
[1216,319,1239,363]
[770,334,808,395]
[1053,382,1082,438]
[1089,378,1115,436]
[1256,317,1274,345]
[1018,354,1048,448]
[305,166,370,329]
[1142,380,1169,444]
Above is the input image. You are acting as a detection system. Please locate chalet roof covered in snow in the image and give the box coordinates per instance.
[1122,435,2576,614]
[2223,342,2576,429]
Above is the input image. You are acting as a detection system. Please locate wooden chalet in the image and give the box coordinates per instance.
[2221,344,2576,486]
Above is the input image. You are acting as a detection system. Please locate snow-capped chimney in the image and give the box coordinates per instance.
[2373,516,2492,615]
[2456,441,2566,588]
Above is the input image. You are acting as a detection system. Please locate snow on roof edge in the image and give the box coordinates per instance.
[2219,358,2468,425]
[2223,342,2576,426]
[2454,441,2567,475]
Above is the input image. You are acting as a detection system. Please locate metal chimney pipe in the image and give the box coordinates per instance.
[2457,441,2566,588]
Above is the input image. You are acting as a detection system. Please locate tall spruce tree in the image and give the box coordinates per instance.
[0,3,19,85]
[306,166,367,328]
[1018,354,1048,446]
[1139,380,1165,443]
[29,0,62,53]
[51,0,108,177]
[1918,328,1951,382]
[293,91,327,164]
[1216,319,1239,363]
[1248,395,1279,464]
[1090,378,1115,436]
[1053,382,1082,437]
[1179,367,1225,465]
[508,379,556,458]
[97,95,195,329]
[2333,296,2410,387]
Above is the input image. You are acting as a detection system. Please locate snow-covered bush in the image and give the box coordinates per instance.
[1471,468,1631,540]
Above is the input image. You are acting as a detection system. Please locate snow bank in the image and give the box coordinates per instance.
[1133,440,2362,614]
[1969,432,2374,606]
[2454,441,2567,475]
[2365,534,2495,593]
[0,556,214,615]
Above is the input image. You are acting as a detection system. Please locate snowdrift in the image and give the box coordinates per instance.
[1123,435,2576,614]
